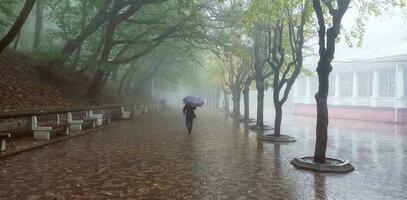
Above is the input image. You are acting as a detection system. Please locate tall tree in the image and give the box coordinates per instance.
[252,28,273,129]
[266,0,310,138]
[85,0,214,98]
[312,0,351,163]
[242,75,253,120]
[226,55,251,116]
[245,2,276,129]
[0,0,36,54]
[33,0,43,50]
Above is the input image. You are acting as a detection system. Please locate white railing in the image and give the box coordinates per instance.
[294,96,407,108]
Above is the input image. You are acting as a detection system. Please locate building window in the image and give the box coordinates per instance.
[358,71,373,97]
[339,73,353,97]
[379,69,396,97]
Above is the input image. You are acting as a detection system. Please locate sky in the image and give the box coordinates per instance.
[305,6,407,67]
[337,7,407,56]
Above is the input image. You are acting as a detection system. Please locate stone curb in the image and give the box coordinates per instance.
[238,118,257,123]
[248,124,274,131]
[261,134,297,143]
[291,157,355,173]
[0,123,118,160]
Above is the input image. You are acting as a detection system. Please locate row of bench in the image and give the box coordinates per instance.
[0,104,162,152]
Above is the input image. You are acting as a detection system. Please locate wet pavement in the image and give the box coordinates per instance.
[0,108,407,199]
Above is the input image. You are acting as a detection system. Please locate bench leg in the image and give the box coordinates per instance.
[0,139,5,152]
[63,127,70,136]
[34,131,51,140]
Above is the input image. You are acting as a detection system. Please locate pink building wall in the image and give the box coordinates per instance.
[294,103,407,123]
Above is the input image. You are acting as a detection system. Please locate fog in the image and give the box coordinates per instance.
[0,1,406,132]
[2,1,407,198]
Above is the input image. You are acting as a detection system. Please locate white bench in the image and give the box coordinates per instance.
[87,110,111,126]
[133,105,145,115]
[73,111,97,129]
[32,115,69,140]
[86,110,103,126]
[67,112,84,131]
[121,106,132,119]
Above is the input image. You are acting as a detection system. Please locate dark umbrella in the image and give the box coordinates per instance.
[183,96,205,107]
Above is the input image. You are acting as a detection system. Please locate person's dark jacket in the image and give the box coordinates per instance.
[183,105,196,119]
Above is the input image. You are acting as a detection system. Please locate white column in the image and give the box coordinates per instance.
[305,77,311,97]
[305,77,311,104]
[352,72,359,106]
[352,72,359,98]
[333,74,340,105]
[395,65,405,122]
[293,81,299,98]
[396,65,405,98]
[371,69,380,107]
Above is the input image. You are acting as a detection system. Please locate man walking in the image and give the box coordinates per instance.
[183,104,196,134]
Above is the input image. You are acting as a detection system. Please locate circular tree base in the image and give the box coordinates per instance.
[229,113,242,119]
[261,134,296,142]
[291,157,355,173]
[248,124,274,131]
[238,118,257,122]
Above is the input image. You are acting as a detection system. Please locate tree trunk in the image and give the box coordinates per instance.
[33,0,43,50]
[70,0,87,70]
[256,81,265,128]
[0,0,36,55]
[312,0,350,164]
[243,78,252,120]
[216,90,220,110]
[86,69,105,98]
[273,71,282,136]
[274,103,282,137]
[85,6,117,99]
[243,88,250,120]
[13,33,21,50]
[224,91,229,114]
[124,75,135,94]
[119,67,133,94]
[232,89,241,116]
[71,46,81,70]
[77,36,104,75]
[313,59,331,163]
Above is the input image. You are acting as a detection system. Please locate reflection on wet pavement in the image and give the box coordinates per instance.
[0,108,406,199]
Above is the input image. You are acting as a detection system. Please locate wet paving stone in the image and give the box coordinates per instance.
[0,108,407,199]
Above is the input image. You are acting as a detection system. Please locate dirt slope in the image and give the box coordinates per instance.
[0,50,140,112]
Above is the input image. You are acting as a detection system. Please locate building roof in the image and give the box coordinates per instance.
[334,40,407,63]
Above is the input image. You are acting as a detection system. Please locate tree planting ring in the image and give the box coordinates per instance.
[248,124,274,131]
[291,157,355,173]
[261,134,296,142]
[238,118,256,122]
[229,113,242,119]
